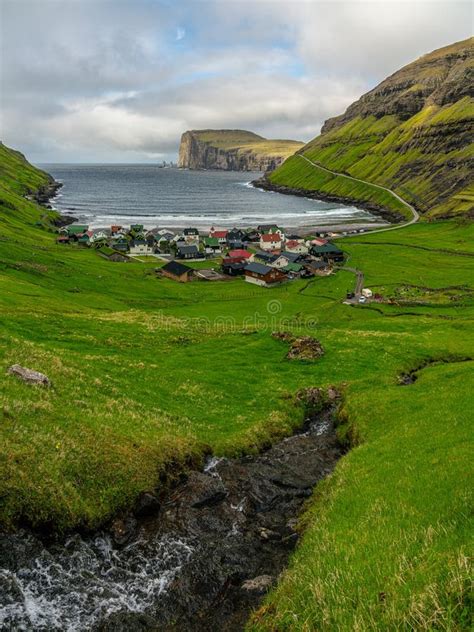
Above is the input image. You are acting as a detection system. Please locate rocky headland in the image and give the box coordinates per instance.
[178,129,303,171]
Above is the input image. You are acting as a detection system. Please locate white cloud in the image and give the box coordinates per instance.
[0,0,471,162]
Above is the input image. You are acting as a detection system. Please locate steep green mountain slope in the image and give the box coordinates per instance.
[0,142,60,230]
[264,38,473,220]
[0,144,473,629]
[178,129,304,171]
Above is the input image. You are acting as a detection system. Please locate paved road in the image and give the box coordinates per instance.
[336,265,365,301]
[298,155,420,236]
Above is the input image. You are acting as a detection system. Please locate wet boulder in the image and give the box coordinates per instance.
[183,471,227,508]
[133,491,160,518]
[110,515,137,546]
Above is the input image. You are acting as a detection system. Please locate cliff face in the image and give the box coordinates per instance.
[266,38,474,219]
[178,130,303,171]
[321,39,473,133]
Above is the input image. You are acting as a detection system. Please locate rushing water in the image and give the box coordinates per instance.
[0,532,194,631]
[40,164,380,229]
[0,409,341,631]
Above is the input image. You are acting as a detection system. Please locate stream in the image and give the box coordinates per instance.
[0,396,342,631]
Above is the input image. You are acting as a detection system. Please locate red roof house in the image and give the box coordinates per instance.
[228,249,251,259]
[209,228,228,242]
[259,232,282,251]
[223,249,252,264]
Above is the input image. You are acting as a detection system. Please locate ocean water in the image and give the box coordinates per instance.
[41,164,381,229]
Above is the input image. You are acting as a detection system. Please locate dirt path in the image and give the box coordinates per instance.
[298,155,420,236]
[336,265,365,300]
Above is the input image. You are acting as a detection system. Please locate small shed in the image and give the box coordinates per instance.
[160,260,194,283]
[98,246,130,262]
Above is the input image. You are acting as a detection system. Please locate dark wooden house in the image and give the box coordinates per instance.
[160,261,194,283]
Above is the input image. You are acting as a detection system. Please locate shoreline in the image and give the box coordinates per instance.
[251,175,406,225]
[47,168,386,234]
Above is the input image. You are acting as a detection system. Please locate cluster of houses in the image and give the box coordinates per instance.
[57,222,345,287]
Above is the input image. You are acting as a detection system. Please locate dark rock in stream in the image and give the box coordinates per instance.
[134,491,161,518]
[0,399,342,632]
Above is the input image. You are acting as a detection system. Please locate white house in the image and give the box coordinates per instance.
[259,232,282,252]
[285,240,308,254]
[183,228,200,245]
[90,230,108,244]
[129,240,153,255]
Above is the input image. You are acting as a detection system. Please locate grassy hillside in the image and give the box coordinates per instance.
[1,144,473,629]
[267,38,474,219]
[269,153,412,219]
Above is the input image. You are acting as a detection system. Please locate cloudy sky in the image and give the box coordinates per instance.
[0,0,471,163]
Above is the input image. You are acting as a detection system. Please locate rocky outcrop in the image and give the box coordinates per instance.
[272,332,325,361]
[32,180,63,207]
[7,364,51,387]
[178,129,303,171]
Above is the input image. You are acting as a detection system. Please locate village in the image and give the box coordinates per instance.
[56,222,374,299]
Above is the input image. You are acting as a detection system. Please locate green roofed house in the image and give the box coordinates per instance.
[112,237,129,252]
[203,237,222,255]
[67,225,89,237]
[98,246,130,262]
[282,262,304,276]
[310,243,344,263]
[77,232,91,246]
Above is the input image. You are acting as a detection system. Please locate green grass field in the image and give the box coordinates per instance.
[0,144,473,630]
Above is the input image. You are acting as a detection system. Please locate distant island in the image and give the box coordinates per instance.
[178,129,304,171]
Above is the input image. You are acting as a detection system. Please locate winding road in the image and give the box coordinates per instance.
[297,155,421,302]
[298,155,420,236]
